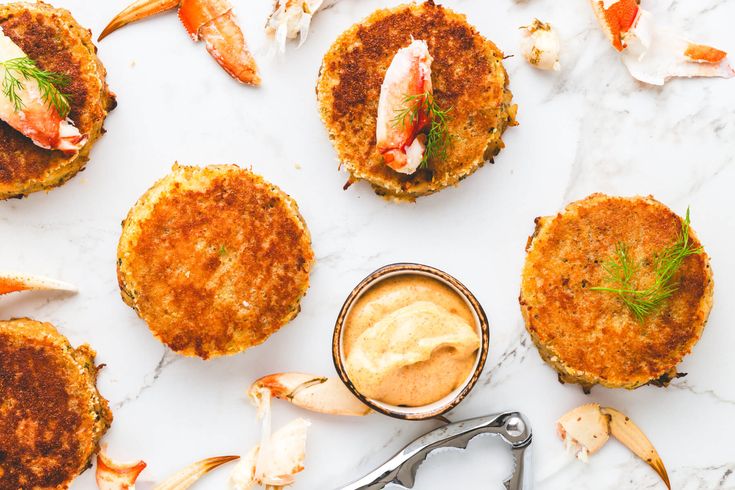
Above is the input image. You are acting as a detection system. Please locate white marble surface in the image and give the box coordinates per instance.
[1,0,734,488]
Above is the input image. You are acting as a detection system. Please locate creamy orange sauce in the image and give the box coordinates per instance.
[343,274,480,407]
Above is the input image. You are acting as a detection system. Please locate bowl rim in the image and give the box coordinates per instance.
[332,262,490,420]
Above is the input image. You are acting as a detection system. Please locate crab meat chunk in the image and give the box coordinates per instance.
[375,39,433,175]
[0,29,86,154]
[520,19,561,71]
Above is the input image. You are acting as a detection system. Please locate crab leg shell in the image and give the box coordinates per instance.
[250,373,371,416]
[153,455,240,490]
[96,449,147,490]
[0,271,77,295]
[98,0,181,41]
[601,407,671,489]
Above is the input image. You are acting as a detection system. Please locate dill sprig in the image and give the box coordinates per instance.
[391,91,452,168]
[590,208,702,321]
[1,57,71,118]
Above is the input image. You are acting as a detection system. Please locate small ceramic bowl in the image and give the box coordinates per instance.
[332,263,489,420]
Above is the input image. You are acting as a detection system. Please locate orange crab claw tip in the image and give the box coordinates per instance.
[98,0,180,41]
[601,407,671,489]
[0,273,77,296]
[154,455,240,490]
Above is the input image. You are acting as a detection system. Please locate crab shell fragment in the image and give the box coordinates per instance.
[249,372,371,416]
[557,403,671,489]
[589,0,734,85]
[96,450,147,490]
[230,418,310,489]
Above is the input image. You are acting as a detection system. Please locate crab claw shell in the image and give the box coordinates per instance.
[249,373,371,417]
[153,455,240,490]
[601,407,671,489]
[96,449,147,490]
[557,404,671,489]
[178,0,261,85]
[98,0,180,41]
[0,272,77,296]
[178,0,230,40]
[556,403,610,461]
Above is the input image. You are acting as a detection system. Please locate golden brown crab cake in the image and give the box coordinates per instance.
[520,194,713,391]
[117,164,314,359]
[0,318,112,489]
[316,1,516,201]
[0,1,116,199]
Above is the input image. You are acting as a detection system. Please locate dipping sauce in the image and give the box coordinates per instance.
[343,274,481,407]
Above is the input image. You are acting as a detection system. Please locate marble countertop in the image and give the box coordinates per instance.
[1,0,734,488]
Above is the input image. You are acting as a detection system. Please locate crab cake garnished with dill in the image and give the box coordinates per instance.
[0,1,115,199]
[316,1,516,201]
[117,164,314,359]
[0,318,112,489]
[520,194,713,391]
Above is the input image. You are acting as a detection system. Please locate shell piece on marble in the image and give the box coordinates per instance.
[249,372,371,416]
[589,0,734,85]
[96,448,147,490]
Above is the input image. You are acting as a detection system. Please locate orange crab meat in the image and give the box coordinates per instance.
[685,43,727,63]
[375,39,433,175]
[592,0,641,51]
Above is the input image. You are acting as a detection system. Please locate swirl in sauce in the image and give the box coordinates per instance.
[343,274,480,407]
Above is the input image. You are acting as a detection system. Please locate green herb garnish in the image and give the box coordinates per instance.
[391,91,452,169]
[1,56,71,117]
[590,208,702,321]
[218,244,228,256]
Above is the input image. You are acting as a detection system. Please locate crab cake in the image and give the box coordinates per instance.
[0,1,115,199]
[117,164,314,359]
[317,1,516,201]
[520,194,713,391]
[0,318,112,489]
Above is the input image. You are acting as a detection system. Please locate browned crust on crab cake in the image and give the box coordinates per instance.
[0,318,112,489]
[117,164,314,359]
[316,1,516,201]
[520,194,713,390]
[0,1,116,199]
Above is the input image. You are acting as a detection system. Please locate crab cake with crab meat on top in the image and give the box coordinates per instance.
[317,0,516,201]
[520,194,713,391]
[0,1,115,199]
[117,164,314,359]
[0,318,112,489]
